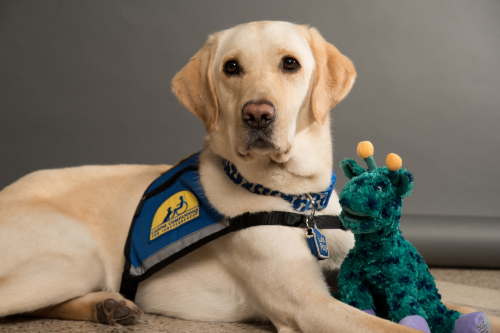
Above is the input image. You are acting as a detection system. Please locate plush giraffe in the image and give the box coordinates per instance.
[336,141,491,333]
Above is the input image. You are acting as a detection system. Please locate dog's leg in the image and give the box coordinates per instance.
[0,209,112,319]
[212,226,420,333]
[0,251,106,318]
[30,291,142,325]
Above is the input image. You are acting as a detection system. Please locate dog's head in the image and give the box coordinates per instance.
[172,21,356,192]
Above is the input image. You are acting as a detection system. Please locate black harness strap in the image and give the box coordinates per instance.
[120,211,344,301]
[228,211,344,231]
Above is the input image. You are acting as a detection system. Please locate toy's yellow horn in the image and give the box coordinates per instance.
[357,141,374,159]
[357,141,377,170]
[386,153,402,171]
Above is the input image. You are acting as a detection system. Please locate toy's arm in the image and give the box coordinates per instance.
[337,254,374,311]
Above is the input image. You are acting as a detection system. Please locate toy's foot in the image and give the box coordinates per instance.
[452,312,491,333]
[399,315,431,333]
[362,309,376,316]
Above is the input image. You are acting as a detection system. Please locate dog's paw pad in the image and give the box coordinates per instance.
[95,298,142,325]
[103,299,118,312]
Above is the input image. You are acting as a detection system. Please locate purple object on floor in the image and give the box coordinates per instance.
[453,312,491,333]
[398,315,431,333]
[362,309,376,316]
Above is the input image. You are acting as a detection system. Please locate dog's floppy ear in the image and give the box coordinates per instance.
[172,35,219,133]
[305,27,357,125]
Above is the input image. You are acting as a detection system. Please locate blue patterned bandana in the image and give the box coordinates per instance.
[222,159,336,212]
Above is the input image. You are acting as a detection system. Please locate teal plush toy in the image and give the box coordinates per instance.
[336,141,491,333]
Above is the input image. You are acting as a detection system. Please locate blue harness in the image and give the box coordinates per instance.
[120,151,343,301]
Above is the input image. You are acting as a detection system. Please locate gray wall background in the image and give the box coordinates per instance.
[1,1,499,266]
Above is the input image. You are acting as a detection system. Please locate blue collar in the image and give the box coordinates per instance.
[222,159,336,212]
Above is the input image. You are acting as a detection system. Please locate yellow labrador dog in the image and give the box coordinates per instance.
[0,21,497,333]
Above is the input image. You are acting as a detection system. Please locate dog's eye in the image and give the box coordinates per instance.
[282,57,300,71]
[224,60,240,75]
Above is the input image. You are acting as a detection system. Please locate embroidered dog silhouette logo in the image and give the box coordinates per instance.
[150,190,200,240]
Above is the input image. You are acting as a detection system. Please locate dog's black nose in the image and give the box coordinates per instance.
[242,101,275,129]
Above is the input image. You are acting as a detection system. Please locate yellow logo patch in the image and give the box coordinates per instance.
[150,190,200,241]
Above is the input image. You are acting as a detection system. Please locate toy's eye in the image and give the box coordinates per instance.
[375,182,386,191]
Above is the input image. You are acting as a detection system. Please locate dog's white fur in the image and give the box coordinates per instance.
[0,21,497,333]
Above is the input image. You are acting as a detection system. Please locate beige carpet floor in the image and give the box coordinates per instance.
[0,268,498,332]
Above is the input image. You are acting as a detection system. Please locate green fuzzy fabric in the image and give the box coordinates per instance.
[337,158,460,333]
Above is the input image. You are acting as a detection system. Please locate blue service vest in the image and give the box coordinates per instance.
[119,151,344,301]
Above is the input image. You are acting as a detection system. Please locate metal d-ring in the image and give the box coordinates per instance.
[304,193,317,229]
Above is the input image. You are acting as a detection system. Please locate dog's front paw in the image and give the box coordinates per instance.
[95,298,142,325]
